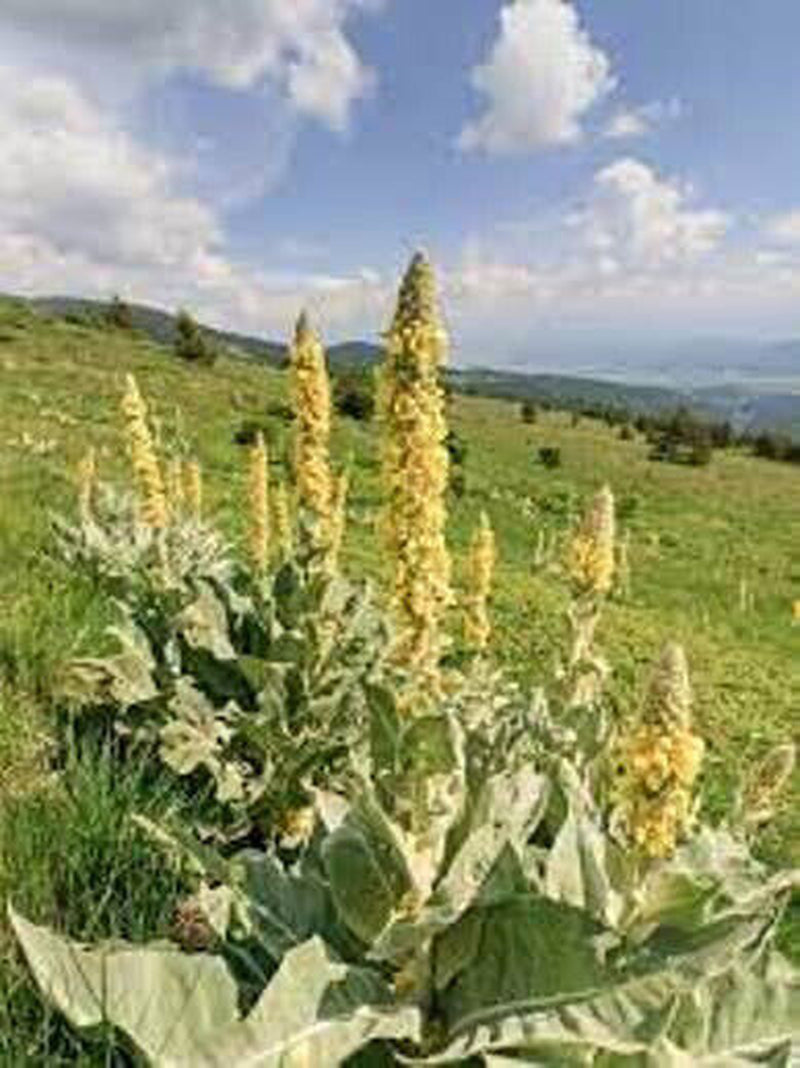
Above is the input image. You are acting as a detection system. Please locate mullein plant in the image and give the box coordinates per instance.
[75,446,96,523]
[463,511,496,655]
[378,252,452,696]
[121,373,168,530]
[247,431,270,573]
[561,484,616,709]
[289,311,336,563]
[184,458,203,521]
[611,642,705,858]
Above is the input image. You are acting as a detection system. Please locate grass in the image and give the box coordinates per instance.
[0,296,797,1060]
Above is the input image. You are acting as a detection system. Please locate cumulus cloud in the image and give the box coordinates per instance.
[603,98,682,140]
[763,210,800,245]
[0,66,387,338]
[578,157,730,270]
[458,0,615,154]
[0,0,379,131]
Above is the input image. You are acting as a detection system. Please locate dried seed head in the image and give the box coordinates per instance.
[567,485,616,595]
[740,742,796,830]
[248,432,269,572]
[121,375,167,529]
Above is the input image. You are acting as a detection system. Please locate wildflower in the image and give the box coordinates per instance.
[289,312,334,548]
[184,459,203,520]
[248,432,269,572]
[166,457,184,522]
[273,480,293,559]
[378,253,452,690]
[567,485,616,596]
[464,512,496,653]
[329,471,349,570]
[792,600,800,624]
[121,375,167,529]
[76,447,96,522]
[613,642,704,858]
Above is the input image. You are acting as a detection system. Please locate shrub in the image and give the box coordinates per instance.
[174,309,217,366]
[539,445,562,469]
[618,423,635,441]
[333,373,375,422]
[520,400,538,424]
[232,418,275,447]
[105,294,134,331]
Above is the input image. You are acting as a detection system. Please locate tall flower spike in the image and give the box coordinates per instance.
[567,485,616,596]
[738,742,796,832]
[329,471,349,571]
[379,252,452,690]
[248,432,270,572]
[273,480,292,559]
[464,512,496,653]
[121,375,167,530]
[613,642,704,859]
[184,459,202,521]
[167,458,184,522]
[76,447,96,522]
[289,311,334,549]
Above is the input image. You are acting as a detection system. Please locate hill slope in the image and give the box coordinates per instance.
[0,296,797,865]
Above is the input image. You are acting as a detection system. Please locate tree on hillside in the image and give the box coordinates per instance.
[174,309,217,366]
[106,294,134,331]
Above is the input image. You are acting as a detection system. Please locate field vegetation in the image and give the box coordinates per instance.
[0,260,797,1064]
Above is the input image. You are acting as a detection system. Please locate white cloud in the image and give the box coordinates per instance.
[0,0,380,131]
[603,98,682,141]
[0,66,387,339]
[763,210,800,245]
[578,158,730,270]
[458,0,615,154]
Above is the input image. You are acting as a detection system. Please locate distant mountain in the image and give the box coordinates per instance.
[14,293,800,438]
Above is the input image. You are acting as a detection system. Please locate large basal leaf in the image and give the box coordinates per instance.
[12,910,419,1067]
[322,793,414,944]
[545,798,624,929]
[177,582,236,661]
[10,906,239,1064]
[434,893,611,1035]
[198,937,420,1067]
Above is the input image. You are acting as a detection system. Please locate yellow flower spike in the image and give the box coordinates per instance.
[184,459,203,521]
[613,642,704,859]
[378,253,452,693]
[76,447,96,522]
[121,375,168,530]
[567,484,616,596]
[248,432,270,573]
[166,457,184,522]
[289,311,334,550]
[464,511,496,653]
[644,641,693,732]
[273,480,293,559]
[329,471,349,571]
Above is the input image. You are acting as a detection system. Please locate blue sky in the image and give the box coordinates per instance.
[2,1,800,365]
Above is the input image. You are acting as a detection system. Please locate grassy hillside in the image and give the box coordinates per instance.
[1,296,797,848]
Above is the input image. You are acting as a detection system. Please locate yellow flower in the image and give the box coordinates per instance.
[166,457,184,522]
[76,447,96,522]
[613,642,704,859]
[463,511,496,653]
[248,432,269,572]
[329,471,349,570]
[184,459,203,521]
[567,485,616,595]
[378,253,452,692]
[273,480,293,559]
[289,312,334,550]
[121,375,167,529]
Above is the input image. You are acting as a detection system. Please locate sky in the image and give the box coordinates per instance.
[3,1,800,366]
